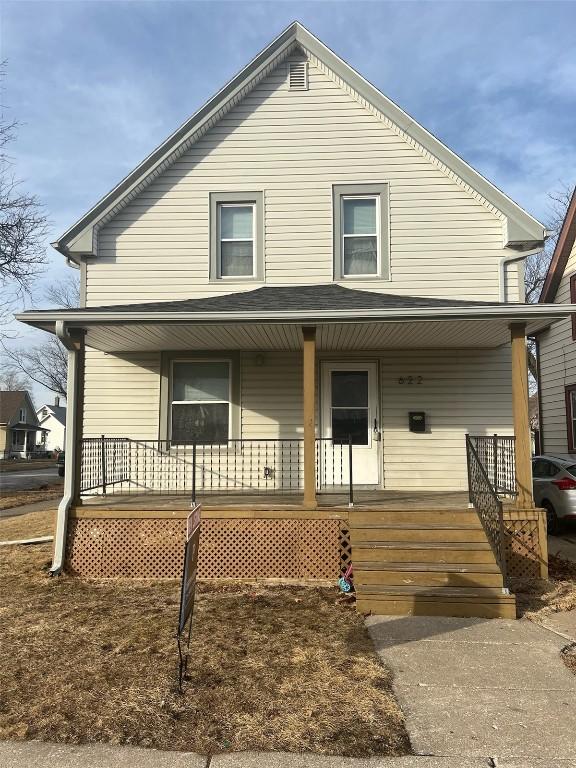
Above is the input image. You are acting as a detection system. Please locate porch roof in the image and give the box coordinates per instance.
[16,284,574,353]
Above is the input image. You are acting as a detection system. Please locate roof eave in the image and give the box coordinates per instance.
[15,303,575,331]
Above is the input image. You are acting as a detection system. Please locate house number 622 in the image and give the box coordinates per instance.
[398,376,423,385]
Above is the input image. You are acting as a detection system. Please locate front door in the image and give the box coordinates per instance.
[320,362,380,488]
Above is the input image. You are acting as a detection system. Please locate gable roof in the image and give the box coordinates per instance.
[37,404,67,426]
[539,187,576,303]
[54,22,545,262]
[0,391,36,426]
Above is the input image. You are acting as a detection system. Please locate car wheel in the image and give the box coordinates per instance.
[543,501,561,536]
[58,467,65,477]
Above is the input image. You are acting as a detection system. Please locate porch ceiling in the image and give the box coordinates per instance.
[80,317,546,353]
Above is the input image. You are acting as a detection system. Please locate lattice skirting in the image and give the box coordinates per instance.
[66,517,346,580]
[503,509,547,580]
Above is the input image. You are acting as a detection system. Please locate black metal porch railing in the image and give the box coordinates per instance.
[465,435,508,586]
[468,434,516,497]
[80,436,355,500]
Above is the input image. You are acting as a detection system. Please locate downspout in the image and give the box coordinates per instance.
[499,253,528,303]
[499,236,550,303]
[51,321,81,576]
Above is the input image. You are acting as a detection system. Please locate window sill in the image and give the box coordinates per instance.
[208,278,265,285]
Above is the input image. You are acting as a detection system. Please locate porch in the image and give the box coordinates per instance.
[18,284,564,615]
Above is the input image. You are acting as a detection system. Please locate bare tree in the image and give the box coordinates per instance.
[0,65,48,332]
[1,271,79,398]
[2,335,68,397]
[525,183,574,385]
[0,368,30,391]
[45,272,80,309]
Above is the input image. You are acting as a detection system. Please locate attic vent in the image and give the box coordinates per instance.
[288,61,308,90]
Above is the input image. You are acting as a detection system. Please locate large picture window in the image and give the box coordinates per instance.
[171,361,231,443]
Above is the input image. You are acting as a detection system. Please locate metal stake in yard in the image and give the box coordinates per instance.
[191,442,196,507]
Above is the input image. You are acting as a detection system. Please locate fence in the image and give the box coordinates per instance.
[80,436,355,500]
[468,434,516,497]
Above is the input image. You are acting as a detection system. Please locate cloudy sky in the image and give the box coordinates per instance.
[2,0,576,401]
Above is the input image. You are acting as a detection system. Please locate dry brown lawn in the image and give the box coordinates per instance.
[0,487,62,511]
[0,520,409,757]
[0,508,56,540]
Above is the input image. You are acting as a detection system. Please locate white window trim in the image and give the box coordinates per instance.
[19,408,25,422]
[169,358,233,444]
[340,195,380,278]
[217,203,256,280]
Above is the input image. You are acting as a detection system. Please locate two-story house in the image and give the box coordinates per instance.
[18,23,572,617]
[536,189,576,460]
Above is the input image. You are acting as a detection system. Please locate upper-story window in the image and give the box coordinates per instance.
[333,183,390,281]
[19,408,25,422]
[219,204,255,277]
[210,192,264,282]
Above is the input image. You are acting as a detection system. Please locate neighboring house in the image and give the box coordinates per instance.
[0,391,45,459]
[17,23,572,617]
[36,396,67,453]
[536,187,576,455]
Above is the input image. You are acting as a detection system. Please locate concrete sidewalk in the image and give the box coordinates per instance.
[367,615,576,764]
[0,742,574,767]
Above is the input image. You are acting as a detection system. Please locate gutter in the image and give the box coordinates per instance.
[15,303,576,328]
[50,321,79,576]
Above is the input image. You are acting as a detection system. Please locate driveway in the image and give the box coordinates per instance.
[0,466,62,491]
[549,523,576,563]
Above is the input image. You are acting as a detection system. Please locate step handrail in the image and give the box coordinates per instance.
[465,435,508,587]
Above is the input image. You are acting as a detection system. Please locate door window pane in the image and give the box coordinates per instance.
[171,403,229,443]
[332,408,368,445]
[331,371,368,407]
[173,362,229,402]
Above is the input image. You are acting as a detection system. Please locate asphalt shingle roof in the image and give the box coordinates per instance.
[0,391,26,425]
[58,284,504,315]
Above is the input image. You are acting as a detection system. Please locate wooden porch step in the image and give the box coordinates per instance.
[358,585,507,598]
[356,561,502,573]
[349,509,478,526]
[354,569,504,588]
[354,547,497,564]
[353,541,492,551]
[352,527,487,543]
[356,594,516,619]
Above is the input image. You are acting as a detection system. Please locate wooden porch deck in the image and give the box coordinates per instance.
[78,489,471,514]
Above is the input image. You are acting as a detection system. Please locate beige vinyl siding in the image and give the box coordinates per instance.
[88,54,519,306]
[538,240,576,454]
[83,345,512,490]
[83,349,161,439]
[241,353,303,439]
[380,347,513,490]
